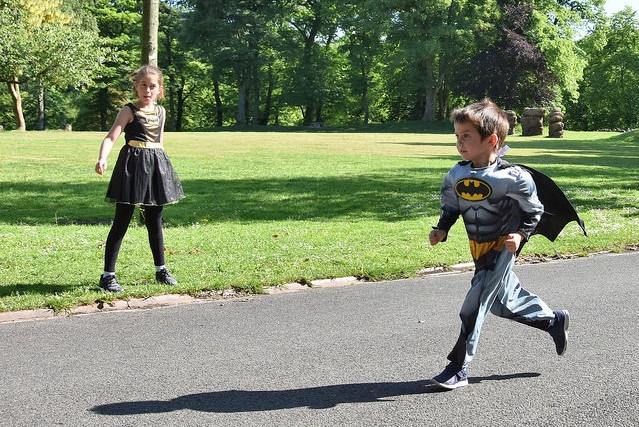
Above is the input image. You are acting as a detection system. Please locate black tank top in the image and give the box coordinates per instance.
[124,103,164,144]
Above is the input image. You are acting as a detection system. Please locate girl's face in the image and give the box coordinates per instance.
[454,121,497,167]
[134,73,162,107]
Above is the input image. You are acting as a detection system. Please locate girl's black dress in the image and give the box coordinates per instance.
[105,103,184,206]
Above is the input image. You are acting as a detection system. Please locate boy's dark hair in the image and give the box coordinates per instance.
[451,98,509,150]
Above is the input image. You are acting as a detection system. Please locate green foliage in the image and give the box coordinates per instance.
[0,0,637,131]
[529,9,584,104]
[0,0,103,130]
[570,8,639,130]
[71,0,143,131]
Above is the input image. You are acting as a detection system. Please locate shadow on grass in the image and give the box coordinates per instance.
[1,132,637,226]
[0,283,82,299]
[196,120,455,134]
[0,167,452,225]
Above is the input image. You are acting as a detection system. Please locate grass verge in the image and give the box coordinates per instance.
[0,126,637,312]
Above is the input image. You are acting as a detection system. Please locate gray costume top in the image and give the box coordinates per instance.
[436,159,543,260]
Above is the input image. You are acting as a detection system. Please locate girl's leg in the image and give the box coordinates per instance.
[104,203,135,272]
[142,205,178,285]
[141,205,165,267]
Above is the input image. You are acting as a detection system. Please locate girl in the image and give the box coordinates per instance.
[95,65,184,292]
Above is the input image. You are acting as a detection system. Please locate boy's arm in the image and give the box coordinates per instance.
[431,172,460,244]
[429,228,448,246]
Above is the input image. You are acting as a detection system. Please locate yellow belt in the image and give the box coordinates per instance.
[469,235,508,260]
[128,140,162,149]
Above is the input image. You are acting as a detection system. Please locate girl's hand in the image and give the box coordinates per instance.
[429,229,447,246]
[95,159,107,175]
[505,232,524,252]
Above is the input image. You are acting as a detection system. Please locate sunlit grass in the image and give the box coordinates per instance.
[0,126,637,312]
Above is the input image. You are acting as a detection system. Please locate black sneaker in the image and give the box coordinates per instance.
[156,268,178,286]
[430,363,469,390]
[99,274,124,292]
[548,309,569,355]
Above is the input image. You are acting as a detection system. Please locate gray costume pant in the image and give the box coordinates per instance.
[447,247,555,370]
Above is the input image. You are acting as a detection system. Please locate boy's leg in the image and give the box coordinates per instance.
[433,250,512,388]
[489,265,569,355]
[446,249,516,370]
[489,271,554,330]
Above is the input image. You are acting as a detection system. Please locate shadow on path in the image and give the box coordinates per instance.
[91,373,540,415]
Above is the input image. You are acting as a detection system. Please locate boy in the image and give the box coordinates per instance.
[429,99,582,390]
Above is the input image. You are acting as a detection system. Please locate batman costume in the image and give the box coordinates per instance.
[434,157,586,371]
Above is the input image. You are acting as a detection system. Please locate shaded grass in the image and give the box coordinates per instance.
[0,128,637,312]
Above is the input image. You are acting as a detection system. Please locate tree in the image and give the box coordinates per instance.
[0,0,102,130]
[77,0,141,131]
[453,2,558,110]
[277,0,342,126]
[570,7,639,130]
[446,0,603,112]
[185,0,279,126]
[379,0,504,122]
[142,0,159,66]
[158,0,211,130]
[338,0,389,124]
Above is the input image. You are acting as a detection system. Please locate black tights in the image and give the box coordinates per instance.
[104,203,165,272]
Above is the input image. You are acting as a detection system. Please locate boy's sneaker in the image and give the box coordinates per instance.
[430,363,469,390]
[99,274,124,292]
[548,309,569,355]
[156,268,178,286]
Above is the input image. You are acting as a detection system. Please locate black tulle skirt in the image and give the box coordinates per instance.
[105,145,185,206]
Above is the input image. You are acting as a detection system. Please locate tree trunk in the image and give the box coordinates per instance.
[97,87,109,132]
[362,76,370,124]
[251,79,259,126]
[237,79,248,126]
[7,80,26,131]
[166,73,176,131]
[437,84,448,120]
[303,106,314,126]
[141,0,159,66]
[176,81,184,132]
[36,79,45,131]
[259,65,274,125]
[214,79,223,127]
[421,88,438,122]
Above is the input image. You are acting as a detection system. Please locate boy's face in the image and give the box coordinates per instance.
[454,121,497,167]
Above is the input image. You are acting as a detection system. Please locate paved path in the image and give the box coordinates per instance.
[1,252,638,426]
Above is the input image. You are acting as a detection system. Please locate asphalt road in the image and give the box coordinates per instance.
[1,251,638,426]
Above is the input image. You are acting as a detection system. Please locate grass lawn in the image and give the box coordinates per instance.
[0,124,637,312]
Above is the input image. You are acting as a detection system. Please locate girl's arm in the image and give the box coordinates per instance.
[95,107,133,175]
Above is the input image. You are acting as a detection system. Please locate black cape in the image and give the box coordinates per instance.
[500,160,587,241]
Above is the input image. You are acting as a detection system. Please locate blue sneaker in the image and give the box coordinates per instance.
[548,309,569,355]
[430,363,468,390]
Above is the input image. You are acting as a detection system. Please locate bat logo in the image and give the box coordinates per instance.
[145,114,160,125]
[455,179,492,201]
